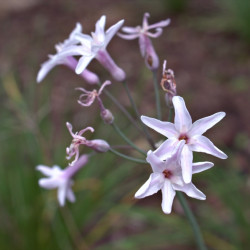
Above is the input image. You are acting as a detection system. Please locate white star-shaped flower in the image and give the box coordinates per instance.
[141,96,227,184]
[37,23,99,84]
[36,155,88,206]
[75,16,126,81]
[135,141,213,214]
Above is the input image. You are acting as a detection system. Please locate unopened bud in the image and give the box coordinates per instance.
[101,109,114,124]
[87,139,110,153]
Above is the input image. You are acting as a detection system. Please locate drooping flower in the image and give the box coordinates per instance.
[66,122,110,164]
[118,13,170,70]
[36,154,88,206]
[141,96,228,184]
[75,16,126,82]
[77,80,114,124]
[135,141,212,214]
[37,23,99,84]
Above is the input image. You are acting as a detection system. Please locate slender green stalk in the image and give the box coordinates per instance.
[112,122,146,156]
[109,148,147,164]
[176,192,207,250]
[122,81,156,149]
[152,70,162,120]
[102,88,142,132]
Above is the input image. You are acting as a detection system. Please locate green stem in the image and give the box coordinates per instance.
[112,122,146,156]
[109,148,147,164]
[122,81,156,149]
[102,88,142,133]
[152,70,162,120]
[176,192,207,250]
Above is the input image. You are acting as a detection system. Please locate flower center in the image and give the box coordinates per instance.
[163,170,172,179]
[178,134,189,144]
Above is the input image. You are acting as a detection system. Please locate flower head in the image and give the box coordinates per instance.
[77,80,111,107]
[141,96,228,184]
[36,154,88,206]
[66,122,109,164]
[37,23,99,84]
[75,16,126,81]
[118,13,170,70]
[135,141,212,214]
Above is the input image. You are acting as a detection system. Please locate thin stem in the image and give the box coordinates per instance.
[109,148,147,164]
[112,122,146,156]
[152,70,162,120]
[176,192,207,250]
[102,87,142,133]
[122,81,156,149]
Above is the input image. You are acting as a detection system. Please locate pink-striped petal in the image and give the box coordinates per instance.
[161,180,176,214]
[189,135,228,159]
[192,162,214,174]
[173,183,206,200]
[154,138,178,160]
[141,115,178,138]
[181,145,193,183]
[135,173,164,199]
[188,112,226,137]
[146,150,166,173]
[172,96,192,133]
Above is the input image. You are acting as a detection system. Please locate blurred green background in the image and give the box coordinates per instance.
[0,0,250,249]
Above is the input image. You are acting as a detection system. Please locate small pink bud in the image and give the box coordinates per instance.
[101,109,114,124]
[87,139,110,153]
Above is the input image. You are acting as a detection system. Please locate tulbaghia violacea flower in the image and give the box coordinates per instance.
[77,80,114,124]
[37,23,100,84]
[160,60,177,107]
[118,13,170,70]
[141,96,228,184]
[36,154,88,206]
[75,16,126,82]
[135,141,213,214]
[66,122,110,164]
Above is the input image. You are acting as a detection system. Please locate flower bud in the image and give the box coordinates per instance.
[87,139,110,153]
[101,109,114,124]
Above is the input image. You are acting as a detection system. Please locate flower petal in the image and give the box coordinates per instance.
[192,162,214,174]
[37,59,59,83]
[153,138,178,160]
[75,55,95,74]
[38,178,59,189]
[121,26,140,33]
[135,173,164,199]
[146,150,166,173]
[188,112,226,137]
[173,183,206,200]
[94,15,106,43]
[36,165,61,176]
[57,183,67,206]
[181,145,193,184]
[105,19,124,48]
[189,135,228,159]
[66,187,76,203]
[161,180,176,214]
[148,18,171,30]
[172,96,192,133]
[141,115,178,138]
[117,32,140,40]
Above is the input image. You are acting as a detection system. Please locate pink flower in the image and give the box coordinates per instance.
[135,141,212,214]
[37,23,99,84]
[75,16,126,82]
[118,13,170,70]
[141,96,227,184]
[36,154,88,206]
[66,122,110,164]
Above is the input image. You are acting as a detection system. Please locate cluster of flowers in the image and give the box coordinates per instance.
[36,14,227,213]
